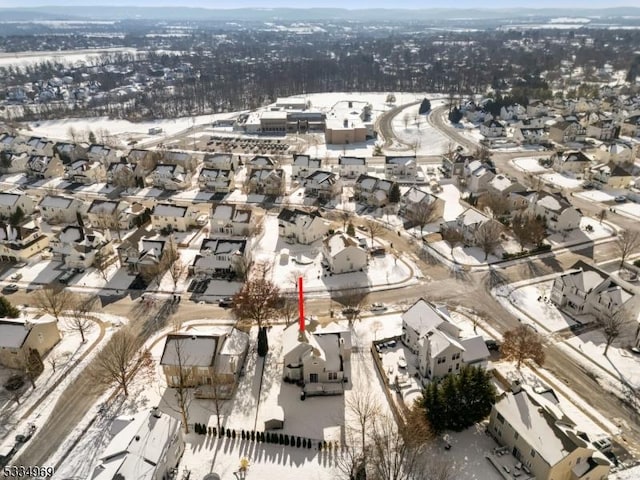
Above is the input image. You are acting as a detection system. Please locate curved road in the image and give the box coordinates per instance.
[375,100,421,150]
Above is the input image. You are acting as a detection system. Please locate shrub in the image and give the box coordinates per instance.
[260,432,265,442]
[318,441,322,451]
[226,429,231,438]
[242,430,246,440]
[232,429,236,439]
[323,441,327,450]
[284,435,290,446]
[220,426,225,437]
[302,438,307,448]
[634,259,640,268]
[296,436,301,448]
[279,433,284,445]
[208,426,212,435]
[308,439,312,449]
[251,431,255,441]
[212,427,217,436]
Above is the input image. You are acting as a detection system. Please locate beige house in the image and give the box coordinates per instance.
[323,233,368,274]
[66,159,107,184]
[589,163,633,189]
[0,192,37,220]
[527,192,581,232]
[117,238,166,275]
[198,168,235,193]
[292,154,322,179]
[399,187,444,223]
[549,121,586,144]
[86,200,143,231]
[303,170,341,201]
[87,144,119,165]
[149,164,191,190]
[50,226,114,270]
[211,204,255,237]
[338,156,367,178]
[385,155,417,178]
[0,220,50,261]
[160,327,249,399]
[26,155,64,178]
[39,195,85,225]
[191,237,249,277]
[278,208,329,244]
[151,203,203,232]
[0,314,60,370]
[488,385,610,480]
[552,151,592,174]
[246,168,285,196]
[354,174,395,207]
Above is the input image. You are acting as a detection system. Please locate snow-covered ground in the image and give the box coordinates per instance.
[0,48,139,69]
[511,157,550,173]
[546,216,614,246]
[389,101,451,155]
[540,172,584,189]
[436,183,465,222]
[575,190,616,203]
[455,121,484,145]
[615,202,640,220]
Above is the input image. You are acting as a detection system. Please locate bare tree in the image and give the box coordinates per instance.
[364,218,385,245]
[441,225,464,255]
[67,126,78,143]
[93,249,112,281]
[336,287,369,323]
[88,327,139,396]
[598,309,631,356]
[346,389,381,454]
[232,276,282,329]
[511,213,547,249]
[168,258,188,291]
[111,166,137,189]
[279,294,299,325]
[203,373,233,435]
[338,209,352,231]
[66,294,98,343]
[474,221,503,261]
[33,287,74,323]
[94,208,124,241]
[403,112,411,130]
[161,336,193,433]
[501,325,545,369]
[406,201,438,237]
[473,144,492,162]
[597,208,607,225]
[615,229,640,269]
[477,193,509,219]
[19,348,44,389]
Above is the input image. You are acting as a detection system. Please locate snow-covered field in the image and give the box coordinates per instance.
[436,183,465,222]
[540,172,583,189]
[575,190,616,203]
[0,48,139,69]
[546,217,614,247]
[615,202,640,220]
[511,157,549,173]
[389,101,451,155]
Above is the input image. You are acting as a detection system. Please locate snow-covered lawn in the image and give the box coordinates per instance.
[0,47,140,69]
[615,202,640,220]
[2,259,63,285]
[511,157,549,173]
[435,183,465,222]
[389,102,450,155]
[575,190,616,203]
[540,172,583,189]
[546,216,614,246]
[455,121,484,144]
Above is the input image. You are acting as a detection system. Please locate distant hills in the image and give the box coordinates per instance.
[1,6,640,22]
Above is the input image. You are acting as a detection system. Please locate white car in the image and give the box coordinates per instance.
[370,302,388,312]
[397,355,407,369]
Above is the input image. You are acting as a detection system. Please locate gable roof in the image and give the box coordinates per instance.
[160,334,217,367]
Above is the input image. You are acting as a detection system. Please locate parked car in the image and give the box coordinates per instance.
[58,270,76,284]
[370,302,388,312]
[2,284,19,294]
[15,424,37,443]
[342,307,360,315]
[3,375,24,391]
[218,297,234,308]
[13,261,27,268]
[10,273,22,281]
[614,196,627,203]
[485,340,500,351]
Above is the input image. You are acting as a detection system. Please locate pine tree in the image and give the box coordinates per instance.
[242,430,246,440]
[347,222,356,236]
[389,183,401,204]
[296,436,301,448]
[257,326,269,357]
[419,98,432,114]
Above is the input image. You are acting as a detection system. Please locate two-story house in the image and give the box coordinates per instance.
[527,192,582,232]
[86,199,143,231]
[197,168,235,193]
[552,150,593,174]
[160,151,196,171]
[25,136,55,156]
[441,207,497,245]
[589,162,633,189]
[399,187,444,222]
[586,118,618,141]
[353,174,395,207]
[385,156,417,178]
[322,233,368,274]
[464,160,495,193]
[54,142,87,163]
[338,156,367,179]
[0,151,29,174]
[151,203,204,232]
[148,164,191,190]
[0,313,60,370]
[246,168,285,196]
[303,170,341,201]
[292,154,322,179]
[191,237,249,277]
[0,220,50,261]
[480,119,505,138]
[488,384,610,480]
[203,152,240,171]
[26,155,64,178]
[117,238,166,276]
[38,195,85,225]
[548,120,587,144]
[66,159,107,184]
[441,150,475,179]
[87,144,119,165]
[50,226,114,270]
[513,127,548,145]
[210,204,255,237]
[278,208,330,244]
[0,192,37,220]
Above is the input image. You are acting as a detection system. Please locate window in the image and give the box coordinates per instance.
[448,367,452,373]
[328,372,338,381]
[530,449,536,458]
[514,432,519,440]
[452,352,461,360]
[497,413,505,424]
[309,373,319,383]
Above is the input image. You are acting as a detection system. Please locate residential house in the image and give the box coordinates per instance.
[593,142,635,165]
[589,163,634,189]
[621,114,640,137]
[151,203,204,232]
[247,155,276,171]
[106,161,136,186]
[385,155,417,178]
[25,136,55,156]
[486,175,527,197]
[282,320,351,389]
[50,226,114,270]
[66,159,107,184]
[117,238,166,275]
[87,200,143,231]
[526,99,549,118]
[0,220,49,261]
[354,174,394,207]
[54,142,87,163]
[197,168,235,193]
[127,148,155,167]
[552,151,593,175]
[548,120,587,144]
[586,118,618,141]
[210,204,255,237]
[0,152,29,174]
[160,326,249,399]
[401,299,462,353]
[441,151,475,179]
[26,155,64,178]
[292,154,322,179]
[0,133,23,152]
[528,192,582,232]
[480,119,505,138]
[90,409,184,480]
[203,153,239,171]
[322,233,368,274]
[246,168,285,196]
[159,151,196,171]
[191,237,249,277]
[39,195,84,225]
[303,170,341,201]
[513,126,548,145]
[399,187,444,222]
[441,207,497,245]
[338,156,367,179]
[278,208,330,244]
[148,164,191,190]
[0,314,60,370]
[488,385,610,480]
[87,144,119,165]
[550,261,634,320]
[0,192,36,220]
[464,160,495,193]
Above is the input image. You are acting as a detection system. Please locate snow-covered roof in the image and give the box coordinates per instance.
[305,170,336,185]
[489,175,512,192]
[0,193,21,207]
[40,195,74,208]
[324,233,362,257]
[160,334,217,366]
[219,328,250,356]
[153,203,187,218]
[559,268,605,293]
[339,156,366,166]
[314,333,342,371]
[458,208,490,227]
[427,328,464,357]
[88,200,118,214]
[460,336,490,364]
[212,204,234,220]
[402,299,448,334]
[92,410,181,480]
[0,314,57,349]
[200,238,247,256]
[385,156,416,166]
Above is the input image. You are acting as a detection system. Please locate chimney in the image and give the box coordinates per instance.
[298,276,305,333]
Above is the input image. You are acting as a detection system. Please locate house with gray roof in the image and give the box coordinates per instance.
[292,154,322,179]
[0,192,36,219]
[0,314,60,370]
[354,174,395,207]
[385,155,417,178]
[527,192,582,232]
[278,207,329,244]
[303,170,341,201]
[322,233,367,274]
[338,156,367,178]
[192,237,249,278]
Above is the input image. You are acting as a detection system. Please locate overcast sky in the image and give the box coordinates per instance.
[1,1,633,9]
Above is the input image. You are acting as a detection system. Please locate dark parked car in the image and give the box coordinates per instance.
[4,375,24,391]
[218,297,234,308]
[485,340,500,351]
[2,284,19,294]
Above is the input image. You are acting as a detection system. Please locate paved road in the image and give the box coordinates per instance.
[376,100,421,150]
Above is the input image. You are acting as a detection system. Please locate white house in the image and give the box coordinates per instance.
[480,119,505,137]
[441,207,496,245]
[464,160,495,193]
[192,237,249,277]
[66,159,107,184]
[159,151,196,170]
[550,261,635,321]
[354,174,395,207]
[282,321,351,389]
[203,152,239,170]
[385,155,417,178]
[0,192,37,219]
[552,151,592,174]
[149,164,191,190]
[151,203,203,232]
[303,170,341,201]
[39,195,85,225]
[26,155,64,178]
[198,168,235,193]
[90,409,184,480]
[322,233,368,274]
[401,299,462,353]
[118,238,166,275]
[488,385,610,480]
[246,168,285,196]
[87,200,142,231]
[486,174,527,197]
[338,156,367,178]
[513,126,548,145]
[210,204,255,237]
[50,226,114,270]
[292,154,322,179]
[527,192,581,232]
[0,220,50,261]
[589,162,633,189]
[278,208,329,244]
[399,187,444,221]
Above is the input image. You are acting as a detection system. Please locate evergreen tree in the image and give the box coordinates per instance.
[346,222,356,237]
[389,183,401,204]
[0,297,20,318]
[418,98,431,114]
[257,326,269,357]
[448,106,463,124]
